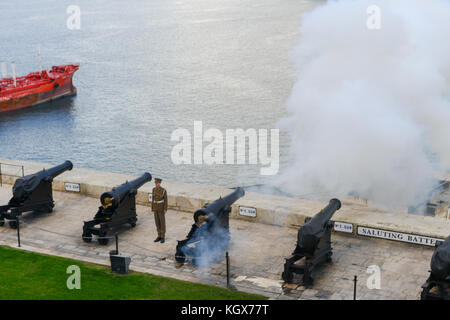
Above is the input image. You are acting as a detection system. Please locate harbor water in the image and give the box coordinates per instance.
[0,0,318,187]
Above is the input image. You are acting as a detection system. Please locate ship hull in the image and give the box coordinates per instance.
[0,65,79,113]
[0,81,76,113]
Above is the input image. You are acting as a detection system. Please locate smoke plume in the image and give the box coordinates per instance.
[278,0,450,207]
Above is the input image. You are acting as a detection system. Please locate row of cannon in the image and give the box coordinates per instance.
[0,161,448,300]
[0,161,151,245]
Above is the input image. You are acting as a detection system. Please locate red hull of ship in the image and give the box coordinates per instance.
[0,64,79,113]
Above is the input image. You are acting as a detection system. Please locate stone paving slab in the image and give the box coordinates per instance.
[0,186,437,300]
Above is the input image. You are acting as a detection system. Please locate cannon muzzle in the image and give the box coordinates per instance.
[309,198,341,225]
[43,160,73,179]
[100,172,152,208]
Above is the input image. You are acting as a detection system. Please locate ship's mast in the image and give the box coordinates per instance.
[11,63,16,87]
[0,62,6,79]
[37,44,43,74]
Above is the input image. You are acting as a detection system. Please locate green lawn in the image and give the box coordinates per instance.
[0,246,266,300]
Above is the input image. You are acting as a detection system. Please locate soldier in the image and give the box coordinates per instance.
[152,178,167,243]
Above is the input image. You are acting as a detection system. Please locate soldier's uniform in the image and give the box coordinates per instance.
[152,178,167,242]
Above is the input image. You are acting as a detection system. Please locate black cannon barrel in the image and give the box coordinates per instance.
[430,236,450,281]
[100,172,152,207]
[194,187,245,222]
[42,160,74,179]
[296,198,341,254]
[18,160,73,182]
[308,198,341,228]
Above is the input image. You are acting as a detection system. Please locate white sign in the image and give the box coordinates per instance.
[64,182,80,193]
[357,226,444,247]
[239,206,257,218]
[334,221,353,234]
[148,193,152,202]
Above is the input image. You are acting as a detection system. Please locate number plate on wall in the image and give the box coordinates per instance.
[239,206,257,218]
[64,182,80,192]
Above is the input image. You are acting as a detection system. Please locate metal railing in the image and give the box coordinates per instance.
[0,162,24,186]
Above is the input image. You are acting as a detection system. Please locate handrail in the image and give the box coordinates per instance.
[0,162,24,186]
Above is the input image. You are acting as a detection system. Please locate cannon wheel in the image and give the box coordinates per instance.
[34,205,53,214]
[43,204,54,213]
[175,251,186,264]
[129,217,137,228]
[98,231,109,245]
[9,220,18,229]
[192,257,200,267]
[420,288,428,300]
[82,232,92,243]
[303,274,314,287]
[282,271,293,284]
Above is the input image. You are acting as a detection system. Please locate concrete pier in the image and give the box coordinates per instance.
[0,158,448,242]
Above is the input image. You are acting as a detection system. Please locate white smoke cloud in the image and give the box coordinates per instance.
[278,0,450,207]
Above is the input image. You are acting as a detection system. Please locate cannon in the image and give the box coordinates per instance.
[175,187,245,266]
[421,235,450,300]
[0,161,73,228]
[82,172,152,245]
[282,198,342,286]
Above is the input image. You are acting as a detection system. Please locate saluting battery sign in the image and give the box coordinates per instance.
[357,226,444,247]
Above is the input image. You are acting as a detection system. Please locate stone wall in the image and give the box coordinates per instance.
[0,158,449,243]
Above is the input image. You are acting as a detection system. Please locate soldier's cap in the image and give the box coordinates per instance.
[155,178,162,183]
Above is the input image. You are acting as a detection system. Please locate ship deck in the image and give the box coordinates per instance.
[0,64,79,96]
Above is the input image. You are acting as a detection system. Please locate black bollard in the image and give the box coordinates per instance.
[353,275,357,300]
[226,251,230,288]
[16,216,20,247]
[115,232,119,254]
[109,233,119,256]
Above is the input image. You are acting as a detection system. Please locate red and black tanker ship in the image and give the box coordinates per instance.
[0,64,79,113]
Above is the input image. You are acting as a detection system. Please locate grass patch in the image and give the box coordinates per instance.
[0,246,266,300]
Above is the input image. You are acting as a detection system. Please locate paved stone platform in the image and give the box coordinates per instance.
[0,186,437,300]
